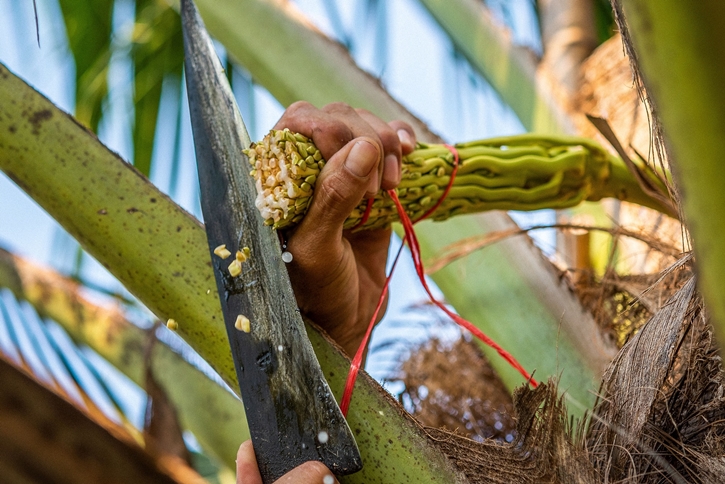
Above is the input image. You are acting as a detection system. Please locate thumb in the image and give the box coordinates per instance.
[300,137,380,236]
[274,461,338,483]
[236,441,263,484]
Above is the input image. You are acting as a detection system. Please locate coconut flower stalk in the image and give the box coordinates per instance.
[246,129,674,230]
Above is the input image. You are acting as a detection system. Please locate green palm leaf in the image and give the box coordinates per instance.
[131,0,184,176]
[58,0,114,133]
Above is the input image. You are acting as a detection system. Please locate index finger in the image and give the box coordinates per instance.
[275,101,386,197]
[388,120,416,155]
[355,109,402,190]
[273,101,356,162]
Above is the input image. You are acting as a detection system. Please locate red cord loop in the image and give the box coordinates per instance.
[390,190,537,386]
[340,143,536,417]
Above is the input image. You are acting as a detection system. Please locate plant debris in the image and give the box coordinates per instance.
[398,267,725,483]
[398,337,517,444]
[213,244,231,259]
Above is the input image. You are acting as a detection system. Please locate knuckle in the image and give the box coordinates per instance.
[311,119,353,148]
[355,107,373,118]
[378,127,399,152]
[318,174,351,210]
[287,100,313,114]
[355,109,398,152]
[323,102,355,114]
[388,119,414,133]
[276,101,316,129]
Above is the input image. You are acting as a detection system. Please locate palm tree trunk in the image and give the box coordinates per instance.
[538,0,598,97]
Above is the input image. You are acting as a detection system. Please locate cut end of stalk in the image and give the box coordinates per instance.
[244,128,323,229]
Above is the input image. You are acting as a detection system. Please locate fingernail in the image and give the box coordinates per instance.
[384,153,401,186]
[345,140,378,177]
[397,129,414,151]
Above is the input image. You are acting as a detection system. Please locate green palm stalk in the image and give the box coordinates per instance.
[246,129,675,230]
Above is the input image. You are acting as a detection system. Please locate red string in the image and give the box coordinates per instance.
[340,242,405,416]
[339,143,536,417]
[389,190,537,386]
[414,143,460,223]
[351,198,375,231]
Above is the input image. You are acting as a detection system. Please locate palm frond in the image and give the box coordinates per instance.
[131,0,184,176]
[58,0,114,132]
[419,0,572,133]
[0,288,135,433]
[0,260,237,481]
[59,0,185,176]
[0,247,248,470]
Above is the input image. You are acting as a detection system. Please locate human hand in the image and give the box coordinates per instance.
[274,102,416,357]
[237,440,338,484]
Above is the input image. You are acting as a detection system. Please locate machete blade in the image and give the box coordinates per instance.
[180,1,362,481]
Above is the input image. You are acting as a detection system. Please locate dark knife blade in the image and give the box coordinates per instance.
[180,1,362,481]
